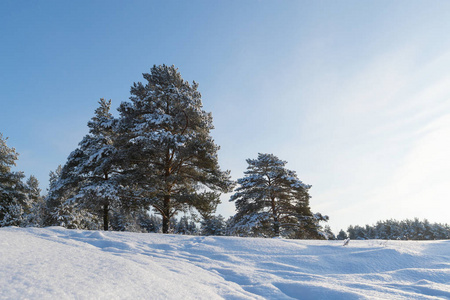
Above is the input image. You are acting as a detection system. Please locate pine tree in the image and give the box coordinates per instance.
[0,133,27,227]
[45,157,93,229]
[117,65,233,233]
[345,219,450,241]
[229,153,327,238]
[43,165,63,226]
[24,175,44,226]
[46,99,120,230]
[74,98,120,230]
[323,225,335,240]
[45,160,99,230]
[137,213,162,233]
[336,229,348,240]
[201,214,226,236]
[175,215,198,235]
[108,207,149,232]
[348,225,366,240]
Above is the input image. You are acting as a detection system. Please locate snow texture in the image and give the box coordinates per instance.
[1,227,449,299]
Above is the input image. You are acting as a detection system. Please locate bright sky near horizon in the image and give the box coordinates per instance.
[1,1,450,233]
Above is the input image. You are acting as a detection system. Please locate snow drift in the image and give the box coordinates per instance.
[1,227,449,299]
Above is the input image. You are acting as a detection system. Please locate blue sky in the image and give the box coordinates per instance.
[2,1,450,232]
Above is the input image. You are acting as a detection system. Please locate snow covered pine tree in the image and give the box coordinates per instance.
[74,98,120,230]
[0,133,28,227]
[46,99,120,230]
[229,153,328,238]
[201,214,227,236]
[117,65,233,233]
[24,175,44,226]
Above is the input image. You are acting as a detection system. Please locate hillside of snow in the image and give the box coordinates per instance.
[1,227,449,299]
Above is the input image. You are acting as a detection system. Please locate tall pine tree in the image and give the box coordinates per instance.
[117,65,233,233]
[229,153,327,238]
[24,175,44,226]
[0,133,27,227]
[46,99,120,230]
[75,98,119,230]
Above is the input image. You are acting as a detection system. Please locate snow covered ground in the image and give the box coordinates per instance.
[0,227,449,299]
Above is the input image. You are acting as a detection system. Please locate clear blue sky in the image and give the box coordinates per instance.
[2,1,450,232]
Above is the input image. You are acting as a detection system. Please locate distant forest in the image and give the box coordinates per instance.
[335,218,450,241]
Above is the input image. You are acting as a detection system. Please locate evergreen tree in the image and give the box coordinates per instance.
[43,165,63,226]
[323,225,335,240]
[24,175,44,226]
[117,65,233,233]
[175,215,198,235]
[229,153,327,238]
[201,214,226,236]
[45,159,93,229]
[138,213,162,233]
[345,218,450,240]
[0,133,27,227]
[45,99,120,230]
[72,98,120,230]
[45,161,99,230]
[336,229,348,240]
[109,207,150,232]
[348,225,366,240]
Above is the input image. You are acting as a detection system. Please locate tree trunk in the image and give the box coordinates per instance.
[162,215,170,234]
[271,197,280,237]
[103,203,109,231]
[103,171,109,231]
[273,220,280,237]
[162,194,171,233]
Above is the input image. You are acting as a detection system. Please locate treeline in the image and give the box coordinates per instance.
[335,219,450,241]
[1,65,327,239]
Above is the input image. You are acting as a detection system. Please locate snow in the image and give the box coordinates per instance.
[1,227,449,299]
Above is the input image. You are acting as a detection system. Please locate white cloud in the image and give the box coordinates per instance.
[374,115,450,220]
[297,46,450,232]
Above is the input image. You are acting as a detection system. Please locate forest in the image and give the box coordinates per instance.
[1,65,449,240]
